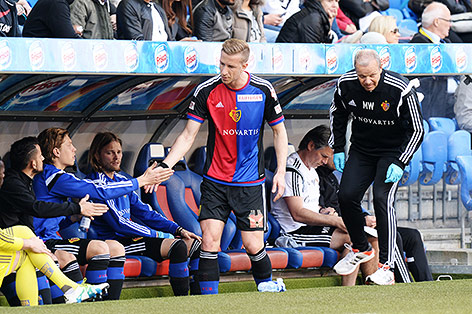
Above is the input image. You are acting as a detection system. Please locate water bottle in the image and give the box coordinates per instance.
[257,278,286,292]
[79,216,91,233]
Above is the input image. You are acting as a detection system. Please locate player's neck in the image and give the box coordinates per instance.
[104,170,115,179]
[227,71,249,90]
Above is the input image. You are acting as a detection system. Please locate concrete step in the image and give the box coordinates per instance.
[420,228,470,250]
[426,248,472,266]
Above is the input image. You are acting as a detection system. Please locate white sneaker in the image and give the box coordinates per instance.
[366,263,395,285]
[64,283,109,304]
[333,243,375,275]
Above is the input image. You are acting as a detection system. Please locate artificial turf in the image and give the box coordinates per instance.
[2,278,472,313]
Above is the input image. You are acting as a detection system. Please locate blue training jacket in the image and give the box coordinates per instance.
[86,171,179,240]
[33,163,140,240]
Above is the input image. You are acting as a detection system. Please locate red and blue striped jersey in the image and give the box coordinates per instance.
[187,73,284,186]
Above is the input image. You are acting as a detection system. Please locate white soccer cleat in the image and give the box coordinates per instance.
[366,263,395,285]
[333,243,375,275]
[64,283,109,304]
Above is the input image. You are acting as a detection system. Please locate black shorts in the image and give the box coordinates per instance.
[288,225,335,247]
[45,238,92,265]
[117,237,166,262]
[199,179,266,231]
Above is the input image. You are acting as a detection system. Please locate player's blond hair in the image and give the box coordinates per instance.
[222,39,250,64]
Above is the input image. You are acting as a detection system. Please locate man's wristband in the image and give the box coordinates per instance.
[157,161,169,169]
[175,226,183,236]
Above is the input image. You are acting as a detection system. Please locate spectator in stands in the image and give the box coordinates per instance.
[261,0,300,42]
[70,0,115,39]
[0,157,4,187]
[86,132,202,296]
[32,128,170,300]
[161,39,288,294]
[0,137,109,305]
[0,225,108,306]
[232,0,266,42]
[271,125,378,286]
[0,0,20,37]
[339,0,389,30]
[336,7,357,34]
[116,0,173,40]
[193,0,234,41]
[276,0,339,43]
[410,2,457,119]
[454,75,472,136]
[161,0,195,40]
[368,15,400,43]
[22,0,80,38]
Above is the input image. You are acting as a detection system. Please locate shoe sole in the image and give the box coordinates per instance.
[365,276,395,285]
[334,251,376,276]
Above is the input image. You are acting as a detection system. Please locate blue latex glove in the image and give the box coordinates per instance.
[333,152,345,173]
[385,163,403,183]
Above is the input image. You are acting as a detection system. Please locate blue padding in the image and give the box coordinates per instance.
[127,255,157,277]
[217,252,231,273]
[169,261,189,278]
[107,266,125,280]
[199,281,219,295]
[314,247,339,267]
[283,247,303,269]
[84,269,108,284]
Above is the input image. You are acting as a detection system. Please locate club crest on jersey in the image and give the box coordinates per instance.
[381,100,390,111]
[68,238,80,243]
[229,108,241,122]
[248,210,263,228]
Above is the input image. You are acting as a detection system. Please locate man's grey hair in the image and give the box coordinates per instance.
[422,2,449,28]
[354,49,381,68]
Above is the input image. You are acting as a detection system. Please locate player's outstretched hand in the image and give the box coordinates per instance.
[79,194,108,219]
[385,163,403,183]
[272,171,286,202]
[333,152,345,173]
[23,237,51,254]
[139,161,174,190]
[179,229,202,242]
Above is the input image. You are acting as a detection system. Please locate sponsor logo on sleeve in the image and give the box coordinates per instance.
[189,100,195,110]
[274,104,282,114]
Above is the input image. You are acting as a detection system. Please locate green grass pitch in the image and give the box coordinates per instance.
[2,278,472,313]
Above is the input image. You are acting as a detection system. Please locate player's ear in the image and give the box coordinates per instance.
[53,147,60,158]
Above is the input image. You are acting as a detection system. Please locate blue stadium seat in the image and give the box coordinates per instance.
[400,146,422,186]
[398,19,418,37]
[456,156,472,211]
[402,7,418,21]
[429,117,457,137]
[264,144,296,173]
[388,0,405,9]
[445,131,472,185]
[418,131,448,185]
[384,8,403,23]
[126,255,159,277]
[188,146,206,176]
[423,119,430,135]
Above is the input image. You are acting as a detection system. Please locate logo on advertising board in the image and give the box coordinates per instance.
[430,46,442,73]
[19,77,72,98]
[184,46,198,72]
[455,47,467,72]
[29,41,44,70]
[247,48,256,72]
[379,46,391,70]
[272,45,283,71]
[299,46,311,72]
[326,46,338,74]
[154,43,169,73]
[0,40,11,70]
[124,43,139,72]
[61,42,76,71]
[93,44,108,71]
[404,46,417,73]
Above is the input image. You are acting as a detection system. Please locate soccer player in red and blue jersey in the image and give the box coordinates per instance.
[161,38,288,294]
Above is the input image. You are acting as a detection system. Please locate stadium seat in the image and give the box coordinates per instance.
[123,258,142,277]
[423,119,430,135]
[388,0,405,9]
[187,146,206,176]
[218,248,289,273]
[127,255,158,277]
[445,131,472,185]
[418,131,448,185]
[429,117,457,137]
[398,19,418,37]
[264,144,296,173]
[400,146,422,187]
[384,8,403,23]
[402,6,418,21]
[456,156,472,211]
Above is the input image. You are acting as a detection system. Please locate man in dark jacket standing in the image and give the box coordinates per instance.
[193,0,234,41]
[276,0,338,43]
[117,0,173,40]
[0,0,19,37]
[23,0,80,38]
[70,0,114,39]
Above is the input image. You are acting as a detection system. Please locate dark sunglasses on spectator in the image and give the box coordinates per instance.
[391,28,400,34]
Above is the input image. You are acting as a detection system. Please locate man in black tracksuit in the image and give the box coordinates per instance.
[329,49,424,285]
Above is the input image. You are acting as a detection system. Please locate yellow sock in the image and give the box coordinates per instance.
[28,252,78,293]
[15,255,38,306]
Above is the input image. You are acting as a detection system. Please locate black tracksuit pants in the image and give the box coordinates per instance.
[338,149,399,267]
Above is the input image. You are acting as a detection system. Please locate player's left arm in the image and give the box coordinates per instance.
[396,88,425,168]
[271,122,288,202]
